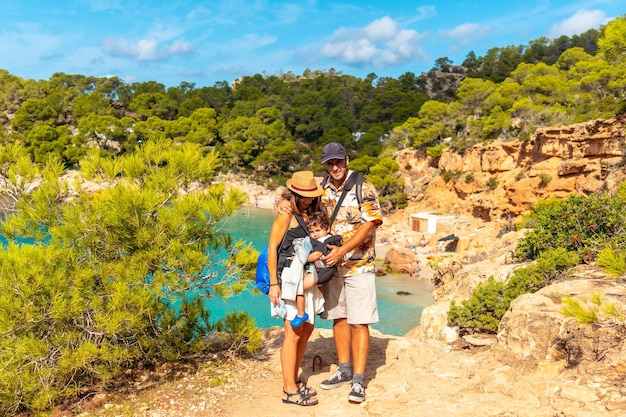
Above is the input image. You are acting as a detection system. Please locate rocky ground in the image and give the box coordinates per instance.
[69,324,625,417]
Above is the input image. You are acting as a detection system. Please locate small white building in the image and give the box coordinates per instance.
[410,212,455,234]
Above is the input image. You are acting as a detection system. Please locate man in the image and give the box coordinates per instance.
[316,142,383,403]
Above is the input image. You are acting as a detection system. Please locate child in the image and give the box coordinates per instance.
[290,211,342,328]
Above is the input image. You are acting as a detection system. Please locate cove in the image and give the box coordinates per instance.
[0,207,434,337]
[209,207,434,336]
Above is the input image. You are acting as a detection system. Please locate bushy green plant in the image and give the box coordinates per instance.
[596,246,626,278]
[379,192,408,211]
[561,292,624,324]
[504,248,579,297]
[426,144,447,159]
[448,278,508,333]
[538,173,552,185]
[515,191,626,261]
[486,176,498,189]
[448,248,578,334]
[0,140,258,414]
[464,173,474,183]
[216,311,263,356]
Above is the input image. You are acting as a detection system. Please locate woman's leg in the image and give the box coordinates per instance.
[294,322,314,381]
[281,320,317,404]
[281,320,310,392]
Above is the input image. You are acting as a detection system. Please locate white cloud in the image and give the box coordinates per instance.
[321,16,427,68]
[405,5,437,25]
[102,37,194,61]
[548,9,610,38]
[166,39,195,54]
[438,23,490,45]
[364,16,399,41]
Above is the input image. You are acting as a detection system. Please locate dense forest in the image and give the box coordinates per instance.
[1,17,625,210]
[0,16,625,415]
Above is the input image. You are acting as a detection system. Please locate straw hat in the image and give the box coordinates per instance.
[286,171,323,197]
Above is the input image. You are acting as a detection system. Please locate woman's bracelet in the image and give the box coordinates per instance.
[270,283,279,287]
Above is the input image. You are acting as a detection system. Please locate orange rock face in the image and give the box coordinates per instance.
[398,113,626,221]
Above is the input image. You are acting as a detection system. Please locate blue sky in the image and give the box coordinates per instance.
[0,1,623,88]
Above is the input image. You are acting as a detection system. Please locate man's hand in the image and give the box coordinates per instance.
[321,245,344,267]
[275,198,292,215]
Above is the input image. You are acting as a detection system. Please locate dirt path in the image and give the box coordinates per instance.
[73,326,621,417]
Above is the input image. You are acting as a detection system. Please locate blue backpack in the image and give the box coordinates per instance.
[254,245,273,294]
[254,215,305,294]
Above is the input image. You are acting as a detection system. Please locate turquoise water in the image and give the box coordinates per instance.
[211,207,434,336]
[1,207,434,336]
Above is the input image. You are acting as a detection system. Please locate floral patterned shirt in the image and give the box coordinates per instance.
[321,170,383,276]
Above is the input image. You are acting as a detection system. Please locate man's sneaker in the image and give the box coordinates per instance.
[319,369,352,390]
[348,382,365,403]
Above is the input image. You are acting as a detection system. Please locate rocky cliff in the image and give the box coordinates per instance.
[399,112,626,222]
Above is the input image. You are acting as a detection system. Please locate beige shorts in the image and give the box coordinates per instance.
[322,269,379,325]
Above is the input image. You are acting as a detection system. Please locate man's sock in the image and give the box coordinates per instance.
[338,363,352,376]
[352,374,364,385]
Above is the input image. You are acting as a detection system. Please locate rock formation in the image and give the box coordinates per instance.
[379,114,626,414]
[399,112,626,221]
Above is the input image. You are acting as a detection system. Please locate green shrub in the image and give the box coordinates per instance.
[597,246,626,278]
[515,192,626,261]
[448,248,579,334]
[448,278,508,333]
[538,173,552,185]
[465,173,474,183]
[216,311,263,356]
[561,292,624,324]
[394,192,409,209]
[486,176,498,189]
[0,140,259,414]
[426,144,447,158]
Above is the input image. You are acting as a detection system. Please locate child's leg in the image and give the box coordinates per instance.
[295,271,314,317]
[302,271,316,290]
[295,294,305,317]
[292,293,309,328]
[291,267,315,328]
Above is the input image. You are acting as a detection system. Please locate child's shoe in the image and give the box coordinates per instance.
[290,312,309,328]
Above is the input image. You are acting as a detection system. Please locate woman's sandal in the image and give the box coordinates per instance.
[296,380,318,397]
[282,388,319,406]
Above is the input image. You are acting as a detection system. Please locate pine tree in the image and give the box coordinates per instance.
[0,138,260,413]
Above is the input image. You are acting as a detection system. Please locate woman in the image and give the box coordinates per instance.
[267,171,323,407]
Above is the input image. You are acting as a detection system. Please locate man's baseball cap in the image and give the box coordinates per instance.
[321,142,347,164]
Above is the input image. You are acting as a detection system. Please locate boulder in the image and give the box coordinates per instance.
[494,278,626,375]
